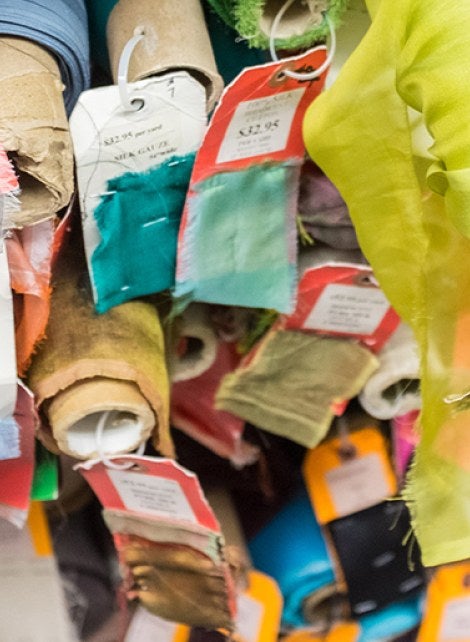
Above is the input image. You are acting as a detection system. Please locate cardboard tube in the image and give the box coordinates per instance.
[107,0,223,112]
[258,0,328,40]
[0,38,73,228]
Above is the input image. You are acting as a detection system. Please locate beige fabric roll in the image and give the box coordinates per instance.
[27,235,174,460]
[107,0,223,112]
[0,38,73,228]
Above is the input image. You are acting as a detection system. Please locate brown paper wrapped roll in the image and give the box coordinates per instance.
[27,236,174,460]
[0,38,73,228]
[107,0,223,111]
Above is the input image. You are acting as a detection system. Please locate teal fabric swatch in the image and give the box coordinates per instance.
[91,154,195,314]
[175,162,299,313]
[85,0,118,74]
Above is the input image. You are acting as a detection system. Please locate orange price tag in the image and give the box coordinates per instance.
[302,426,397,524]
[417,562,470,642]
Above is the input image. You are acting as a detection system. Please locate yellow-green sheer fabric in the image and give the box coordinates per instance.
[303,0,470,566]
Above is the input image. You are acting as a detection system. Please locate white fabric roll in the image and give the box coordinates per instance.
[359,322,421,420]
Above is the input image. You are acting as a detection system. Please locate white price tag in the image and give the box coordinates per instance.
[217,88,305,164]
[326,454,390,516]
[125,606,180,642]
[304,283,390,335]
[0,238,17,420]
[70,71,206,295]
[236,593,264,642]
[108,469,197,523]
[440,597,470,640]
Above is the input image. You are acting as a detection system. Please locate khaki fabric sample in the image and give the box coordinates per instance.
[216,328,378,448]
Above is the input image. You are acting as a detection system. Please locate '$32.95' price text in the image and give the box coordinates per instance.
[237,120,279,138]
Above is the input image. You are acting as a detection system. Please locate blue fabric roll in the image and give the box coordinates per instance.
[359,596,423,642]
[0,0,90,113]
[248,488,335,627]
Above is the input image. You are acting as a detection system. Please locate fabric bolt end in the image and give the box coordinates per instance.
[26,234,173,460]
[0,0,90,113]
[358,322,421,420]
[216,328,378,448]
[207,0,349,50]
[107,0,223,112]
[0,38,74,228]
[91,154,195,314]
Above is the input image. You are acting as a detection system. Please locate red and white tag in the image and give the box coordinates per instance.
[78,456,220,532]
[177,49,327,277]
[285,265,399,352]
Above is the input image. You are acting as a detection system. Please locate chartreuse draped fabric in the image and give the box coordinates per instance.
[303,0,470,565]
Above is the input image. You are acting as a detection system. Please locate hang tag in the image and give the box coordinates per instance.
[282,630,324,642]
[125,606,189,642]
[303,427,397,524]
[284,266,400,352]
[417,562,470,642]
[176,50,326,282]
[235,571,282,642]
[78,456,220,531]
[0,238,17,420]
[70,72,207,299]
[0,502,75,642]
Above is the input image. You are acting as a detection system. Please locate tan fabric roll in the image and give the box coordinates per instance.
[0,38,73,228]
[27,236,173,460]
[107,0,223,112]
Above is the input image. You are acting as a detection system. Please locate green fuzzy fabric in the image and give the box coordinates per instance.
[205,0,349,50]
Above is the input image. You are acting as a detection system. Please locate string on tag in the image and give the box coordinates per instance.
[269,0,336,81]
[337,415,356,460]
[94,410,146,470]
[118,27,146,113]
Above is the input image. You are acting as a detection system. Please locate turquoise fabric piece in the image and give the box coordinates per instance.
[175,162,300,313]
[248,488,336,628]
[358,596,423,642]
[91,154,195,314]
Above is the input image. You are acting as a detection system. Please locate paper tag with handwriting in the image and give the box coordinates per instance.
[70,71,206,300]
[303,427,397,524]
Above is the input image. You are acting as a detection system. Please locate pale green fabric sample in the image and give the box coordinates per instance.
[303,0,470,565]
[216,328,378,448]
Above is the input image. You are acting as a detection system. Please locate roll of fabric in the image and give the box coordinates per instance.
[205,0,349,51]
[0,0,89,114]
[216,327,378,448]
[298,162,360,250]
[107,0,223,112]
[358,323,421,420]
[0,38,74,228]
[27,234,173,460]
[171,341,258,466]
[168,303,218,383]
[248,488,345,629]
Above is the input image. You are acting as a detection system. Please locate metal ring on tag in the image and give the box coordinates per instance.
[118,27,146,113]
[269,0,336,82]
[94,410,146,470]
